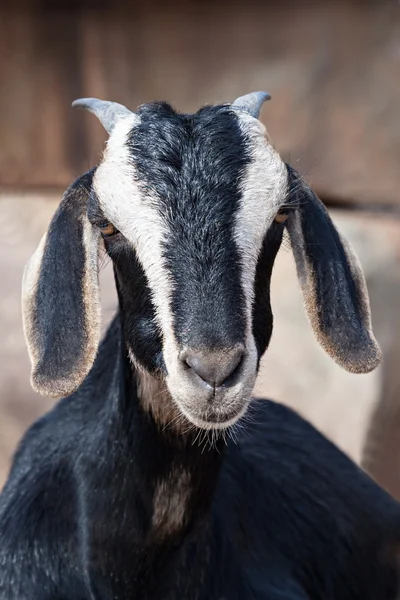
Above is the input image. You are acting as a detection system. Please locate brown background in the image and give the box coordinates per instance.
[0,0,399,206]
[0,0,399,493]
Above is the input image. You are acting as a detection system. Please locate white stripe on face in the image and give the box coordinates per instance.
[94,116,201,422]
[93,115,177,361]
[233,112,288,363]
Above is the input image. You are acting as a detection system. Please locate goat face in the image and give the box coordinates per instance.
[22,93,382,430]
[90,102,288,428]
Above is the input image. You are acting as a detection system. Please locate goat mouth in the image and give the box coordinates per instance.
[177,401,250,431]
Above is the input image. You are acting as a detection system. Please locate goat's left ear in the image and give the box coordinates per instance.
[22,169,101,398]
[285,166,382,374]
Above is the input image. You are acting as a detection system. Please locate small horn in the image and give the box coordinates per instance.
[232,91,271,118]
[72,98,133,134]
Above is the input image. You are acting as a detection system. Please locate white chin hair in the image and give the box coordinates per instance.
[176,401,249,431]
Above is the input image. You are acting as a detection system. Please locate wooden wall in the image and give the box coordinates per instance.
[0,0,399,207]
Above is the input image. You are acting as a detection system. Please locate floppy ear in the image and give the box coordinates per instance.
[285,165,382,374]
[22,169,101,397]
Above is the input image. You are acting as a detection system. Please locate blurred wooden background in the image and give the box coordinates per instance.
[0,0,399,493]
[1,0,399,207]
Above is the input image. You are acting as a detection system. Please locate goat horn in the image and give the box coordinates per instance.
[231,91,271,118]
[72,98,133,134]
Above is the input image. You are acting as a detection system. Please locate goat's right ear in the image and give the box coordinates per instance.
[22,170,101,398]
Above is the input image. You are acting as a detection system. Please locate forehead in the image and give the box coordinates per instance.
[93,101,288,228]
[126,102,252,201]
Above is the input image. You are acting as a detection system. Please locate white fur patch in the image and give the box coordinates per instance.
[234,112,288,374]
[94,115,178,353]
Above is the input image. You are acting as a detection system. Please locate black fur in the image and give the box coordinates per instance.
[0,319,399,599]
[112,240,165,375]
[286,165,379,368]
[128,103,248,350]
[252,221,285,359]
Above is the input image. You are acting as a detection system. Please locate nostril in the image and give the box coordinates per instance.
[180,346,245,388]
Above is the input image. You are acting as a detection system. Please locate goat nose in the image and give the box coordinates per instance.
[181,346,245,388]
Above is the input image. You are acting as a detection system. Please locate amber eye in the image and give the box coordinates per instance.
[274,212,289,224]
[98,222,118,237]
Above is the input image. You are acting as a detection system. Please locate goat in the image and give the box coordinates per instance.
[0,92,399,600]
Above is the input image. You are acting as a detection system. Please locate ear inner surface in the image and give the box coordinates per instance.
[22,170,101,398]
[286,167,382,374]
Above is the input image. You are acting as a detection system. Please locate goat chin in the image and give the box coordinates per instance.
[175,400,251,431]
[167,376,255,430]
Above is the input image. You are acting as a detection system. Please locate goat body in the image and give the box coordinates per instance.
[0,318,399,599]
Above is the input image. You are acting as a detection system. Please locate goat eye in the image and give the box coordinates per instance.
[98,222,118,237]
[274,211,289,224]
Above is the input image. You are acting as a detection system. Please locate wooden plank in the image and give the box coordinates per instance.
[0,8,84,186]
[0,0,399,207]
